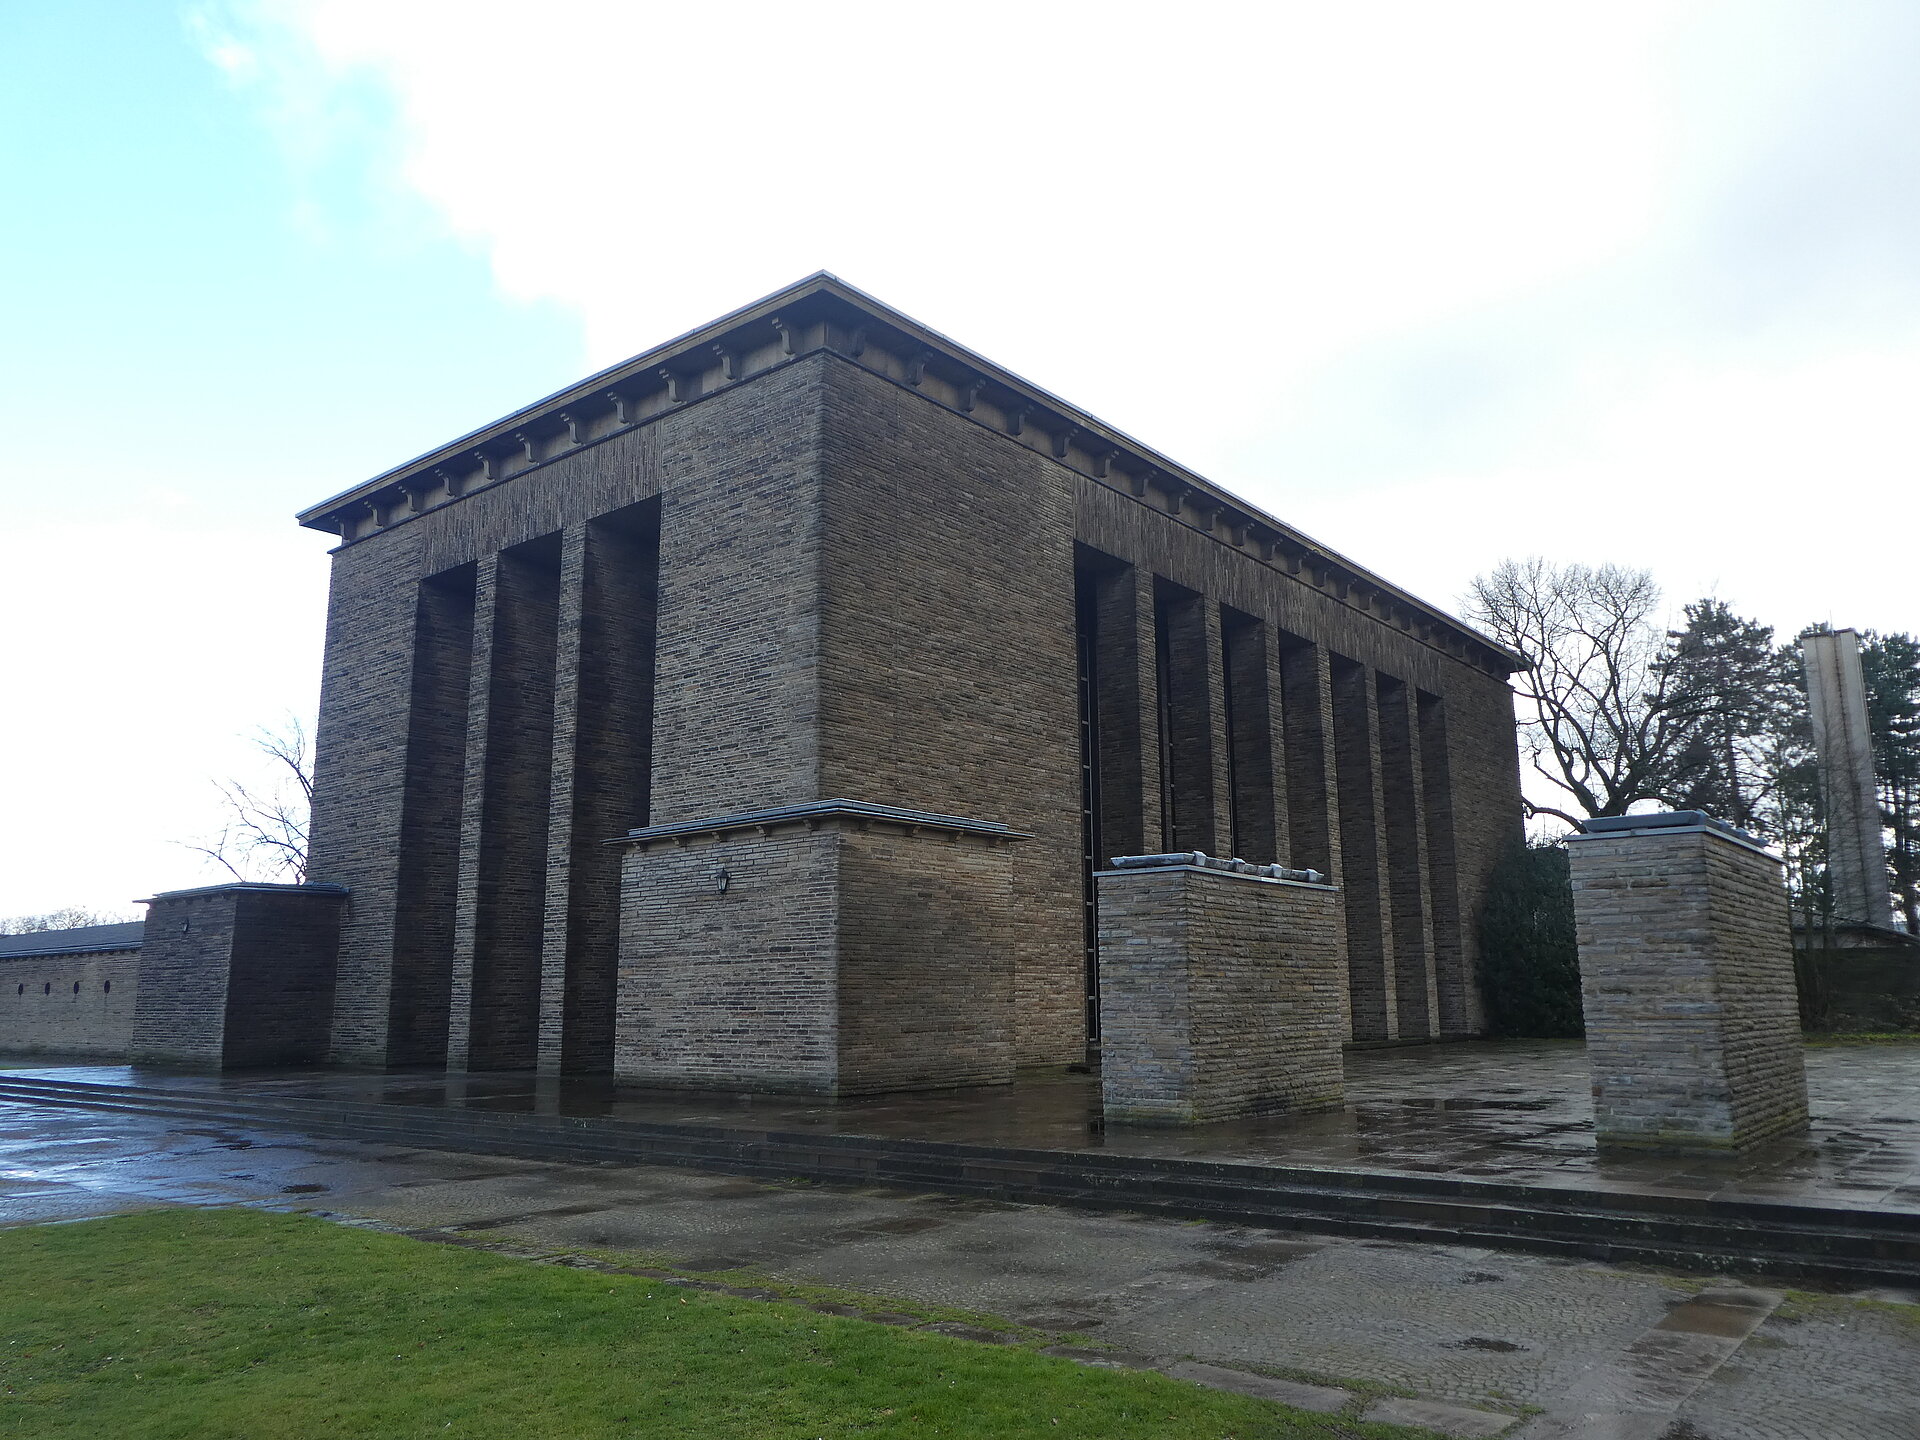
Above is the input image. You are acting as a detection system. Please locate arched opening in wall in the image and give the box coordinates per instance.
[42,983,50,995]
[14,984,21,995]
[104,979,112,993]
[72,981,79,995]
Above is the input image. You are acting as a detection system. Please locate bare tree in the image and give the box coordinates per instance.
[1468,558,1696,827]
[0,906,136,934]
[183,717,315,884]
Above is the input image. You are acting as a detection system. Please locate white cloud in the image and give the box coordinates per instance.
[12,0,1890,912]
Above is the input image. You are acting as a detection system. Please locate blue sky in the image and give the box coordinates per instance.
[1,2,583,918]
[3,1,1917,916]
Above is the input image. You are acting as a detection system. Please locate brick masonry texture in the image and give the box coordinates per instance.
[1569,827,1810,1149]
[0,949,138,1057]
[130,887,343,1069]
[1097,866,1347,1123]
[615,823,1016,1096]
[274,284,1525,1081]
[816,360,1082,1066]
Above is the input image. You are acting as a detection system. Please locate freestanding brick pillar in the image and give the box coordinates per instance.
[613,801,1024,1097]
[1096,853,1346,1124]
[130,883,347,1068]
[1568,812,1809,1150]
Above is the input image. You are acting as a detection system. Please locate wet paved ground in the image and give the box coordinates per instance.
[8,1039,1919,1214]
[3,1095,1917,1439]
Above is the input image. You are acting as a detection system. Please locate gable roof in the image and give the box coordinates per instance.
[0,921,144,959]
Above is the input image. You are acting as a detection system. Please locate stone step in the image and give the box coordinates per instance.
[4,1075,1917,1288]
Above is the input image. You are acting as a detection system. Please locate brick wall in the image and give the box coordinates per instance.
[815,360,1083,1066]
[1097,864,1346,1123]
[299,297,1524,1077]
[649,365,826,821]
[387,560,475,1067]
[614,817,1018,1095]
[1073,476,1522,1041]
[131,885,343,1068]
[1377,674,1437,1038]
[0,950,139,1058]
[1569,822,1809,1149]
[540,503,659,1073]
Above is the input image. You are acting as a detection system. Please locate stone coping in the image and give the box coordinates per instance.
[1098,852,1335,890]
[1570,812,1777,860]
[611,799,1031,850]
[137,882,351,904]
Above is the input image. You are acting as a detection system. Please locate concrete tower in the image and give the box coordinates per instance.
[1802,628,1895,930]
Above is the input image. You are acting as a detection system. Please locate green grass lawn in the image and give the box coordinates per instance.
[0,1209,1431,1439]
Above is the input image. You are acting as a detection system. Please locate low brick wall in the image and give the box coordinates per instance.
[0,948,140,1058]
[614,803,1021,1097]
[1096,858,1346,1124]
[1569,816,1808,1150]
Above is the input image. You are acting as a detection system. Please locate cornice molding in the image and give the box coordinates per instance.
[296,273,1525,677]
[610,799,1031,850]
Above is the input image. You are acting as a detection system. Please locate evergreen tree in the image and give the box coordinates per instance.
[1476,842,1583,1038]
[1860,632,1920,933]
[1656,600,1799,833]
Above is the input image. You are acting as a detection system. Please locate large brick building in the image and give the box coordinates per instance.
[275,274,1524,1093]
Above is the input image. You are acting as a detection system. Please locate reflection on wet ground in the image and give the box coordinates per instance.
[5,1039,1919,1214]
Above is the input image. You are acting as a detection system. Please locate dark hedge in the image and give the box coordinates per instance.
[1477,841,1584,1038]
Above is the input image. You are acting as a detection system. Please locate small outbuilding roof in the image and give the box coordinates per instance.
[0,921,145,959]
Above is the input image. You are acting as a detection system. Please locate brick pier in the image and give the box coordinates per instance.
[1569,813,1809,1150]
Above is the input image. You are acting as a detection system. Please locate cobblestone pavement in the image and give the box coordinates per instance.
[10,1039,1919,1214]
[4,1099,1917,1438]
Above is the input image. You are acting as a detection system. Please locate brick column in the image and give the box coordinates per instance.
[1568,812,1810,1150]
[1097,856,1345,1123]
[384,562,477,1067]
[539,505,659,1075]
[1330,656,1397,1040]
[1417,692,1470,1036]
[132,883,346,1068]
[449,538,562,1072]
[1134,572,1166,853]
[1377,675,1437,1038]
[537,522,590,1074]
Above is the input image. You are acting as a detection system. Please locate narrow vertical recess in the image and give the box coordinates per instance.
[469,533,562,1070]
[562,500,660,1072]
[1331,654,1395,1040]
[1154,579,1222,854]
[1073,563,1103,1050]
[1154,587,1178,850]
[388,562,476,1067]
[1081,548,1148,865]
[1418,691,1469,1035]
[1376,673,1435,1039]
[1278,634,1333,875]
[1222,607,1278,863]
